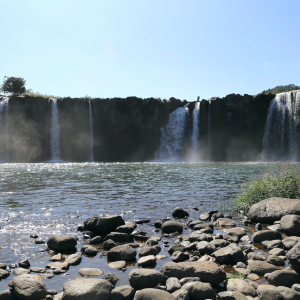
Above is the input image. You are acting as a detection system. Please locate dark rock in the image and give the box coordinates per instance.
[115,222,137,235]
[0,268,10,280]
[108,244,137,262]
[179,277,200,285]
[65,253,82,266]
[211,239,230,249]
[224,232,239,243]
[196,241,216,255]
[247,260,277,274]
[111,285,135,300]
[133,231,150,241]
[211,212,224,222]
[268,268,300,288]
[104,232,133,244]
[81,245,98,256]
[154,221,163,228]
[83,215,125,235]
[171,251,189,262]
[257,285,283,300]
[212,244,246,265]
[287,241,300,271]
[160,262,194,279]
[138,255,156,267]
[267,255,285,266]
[188,221,203,229]
[283,236,300,250]
[134,288,175,300]
[189,232,213,243]
[166,277,181,293]
[193,223,213,231]
[248,197,300,223]
[135,219,150,224]
[104,239,118,250]
[255,223,263,230]
[252,230,282,243]
[172,208,189,219]
[90,236,103,244]
[128,268,165,290]
[139,245,161,257]
[0,263,7,270]
[182,281,214,300]
[162,221,183,233]
[103,273,119,286]
[47,235,77,252]
[224,228,247,239]
[281,215,300,236]
[0,290,19,300]
[18,260,30,269]
[168,244,185,254]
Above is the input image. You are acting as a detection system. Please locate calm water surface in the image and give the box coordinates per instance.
[0,162,297,292]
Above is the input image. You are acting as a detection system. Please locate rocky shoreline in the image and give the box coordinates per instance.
[2,197,300,299]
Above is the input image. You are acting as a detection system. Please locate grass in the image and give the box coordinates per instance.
[233,163,300,214]
[228,271,247,280]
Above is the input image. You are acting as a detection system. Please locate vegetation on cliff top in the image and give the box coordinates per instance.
[233,163,300,213]
[261,84,300,94]
[1,77,27,96]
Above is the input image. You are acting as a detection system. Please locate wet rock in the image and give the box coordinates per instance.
[35,239,45,244]
[0,268,10,279]
[104,239,118,250]
[224,232,239,244]
[11,274,47,300]
[247,252,266,261]
[47,235,77,252]
[172,208,189,219]
[65,253,82,266]
[139,245,161,257]
[247,260,277,274]
[270,248,286,256]
[215,218,236,227]
[78,268,104,277]
[281,215,300,237]
[226,279,257,297]
[0,263,7,270]
[217,291,248,300]
[13,268,30,275]
[224,228,247,239]
[179,277,200,285]
[267,255,285,266]
[287,241,300,271]
[248,197,300,223]
[0,290,19,300]
[252,230,282,243]
[257,285,283,300]
[104,232,133,244]
[81,245,98,256]
[109,260,127,270]
[83,215,125,235]
[189,232,213,243]
[166,277,181,293]
[47,261,69,270]
[247,273,259,281]
[154,221,163,228]
[188,221,203,229]
[111,285,135,300]
[103,273,119,286]
[50,253,62,262]
[276,286,300,300]
[211,212,224,222]
[135,219,150,224]
[31,268,46,273]
[54,293,63,300]
[90,236,103,244]
[171,251,189,262]
[62,278,113,300]
[212,244,246,265]
[199,213,210,221]
[268,268,300,287]
[168,244,185,254]
[172,288,189,300]
[185,242,198,251]
[283,237,300,250]
[161,262,194,279]
[193,223,213,231]
[134,288,175,300]
[138,255,157,267]
[255,223,263,231]
[162,221,183,233]
[53,268,67,275]
[211,239,230,249]
[128,268,165,290]
[292,283,300,292]
[133,231,150,241]
[182,281,214,300]
[261,239,283,250]
[107,244,137,262]
[196,241,216,255]
[18,260,30,269]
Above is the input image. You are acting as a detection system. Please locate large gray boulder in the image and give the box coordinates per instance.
[182,281,214,300]
[115,222,137,235]
[161,221,183,233]
[62,278,113,300]
[104,232,133,244]
[134,288,175,300]
[276,286,300,300]
[287,241,300,271]
[0,290,20,300]
[226,279,257,297]
[11,274,47,300]
[268,268,300,287]
[107,244,136,262]
[252,230,282,243]
[160,262,194,279]
[281,215,300,236]
[83,215,125,235]
[283,237,300,250]
[111,285,135,300]
[47,235,77,252]
[128,269,165,290]
[248,198,300,223]
[247,260,277,274]
[212,244,246,265]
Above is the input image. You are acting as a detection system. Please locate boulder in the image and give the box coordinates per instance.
[0,268,10,280]
[162,221,183,233]
[224,232,239,244]
[182,281,214,300]
[139,245,161,257]
[104,232,133,244]
[261,240,283,250]
[257,285,283,300]
[172,208,189,218]
[109,261,127,270]
[107,244,137,262]
[252,230,282,243]
[226,279,257,297]
[223,228,247,239]
[111,285,135,300]
[276,286,300,300]
[78,268,104,277]
[166,277,181,293]
[103,239,118,250]
[189,232,213,243]
[268,268,300,287]
[269,248,286,256]
[281,215,300,236]
[128,269,165,290]
[283,237,300,250]
[161,262,194,279]
[62,278,113,300]
[103,273,119,286]
[287,241,300,271]
[138,255,157,267]
[171,251,189,262]
[267,255,285,266]
[90,236,103,244]
[65,253,82,265]
[11,274,47,300]
[0,290,19,300]
[81,245,98,256]
[247,260,277,274]
[212,244,246,265]
[168,244,185,254]
[215,218,236,227]
[248,198,300,223]
[193,223,213,231]
[83,215,125,235]
[217,291,248,300]
[172,288,189,300]
[47,235,77,252]
[134,288,175,300]
[196,241,216,255]
[115,222,137,235]
[247,252,266,261]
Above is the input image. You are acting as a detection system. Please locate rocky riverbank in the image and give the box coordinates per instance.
[2,198,300,299]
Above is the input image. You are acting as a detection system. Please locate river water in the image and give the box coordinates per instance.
[0,162,298,292]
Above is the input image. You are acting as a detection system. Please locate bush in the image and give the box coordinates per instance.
[233,164,300,213]
[1,76,27,96]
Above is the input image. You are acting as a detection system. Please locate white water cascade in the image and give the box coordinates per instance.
[155,104,189,161]
[191,102,201,155]
[50,99,61,161]
[89,101,94,162]
[262,90,300,161]
[0,97,9,161]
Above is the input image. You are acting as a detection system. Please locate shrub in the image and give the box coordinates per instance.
[233,164,300,213]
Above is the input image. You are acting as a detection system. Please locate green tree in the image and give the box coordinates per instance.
[1,76,27,96]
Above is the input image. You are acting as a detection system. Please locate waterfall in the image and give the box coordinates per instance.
[208,100,212,161]
[191,102,201,154]
[262,90,300,161]
[50,99,61,161]
[89,101,94,162]
[0,97,9,162]
[155,104,189,161]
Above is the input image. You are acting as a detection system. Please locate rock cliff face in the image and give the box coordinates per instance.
[0,93,274,162]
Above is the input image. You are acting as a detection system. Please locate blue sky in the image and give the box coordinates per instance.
[1,0,299,101]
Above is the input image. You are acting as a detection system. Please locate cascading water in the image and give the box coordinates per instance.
[0,97,9,162]
[262,90,300,161]
[89,101,94,162]
[208,100,212,161]
[155,104,189,161]
[50,99,61,161]
[191,102,201,154]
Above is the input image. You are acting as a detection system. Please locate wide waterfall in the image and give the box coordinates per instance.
[0,97,9,162]
[50,99,61,161]
[263,90,300,161]
[191,102,201,155]
[155,104,189,161]
[89,101,94,162]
